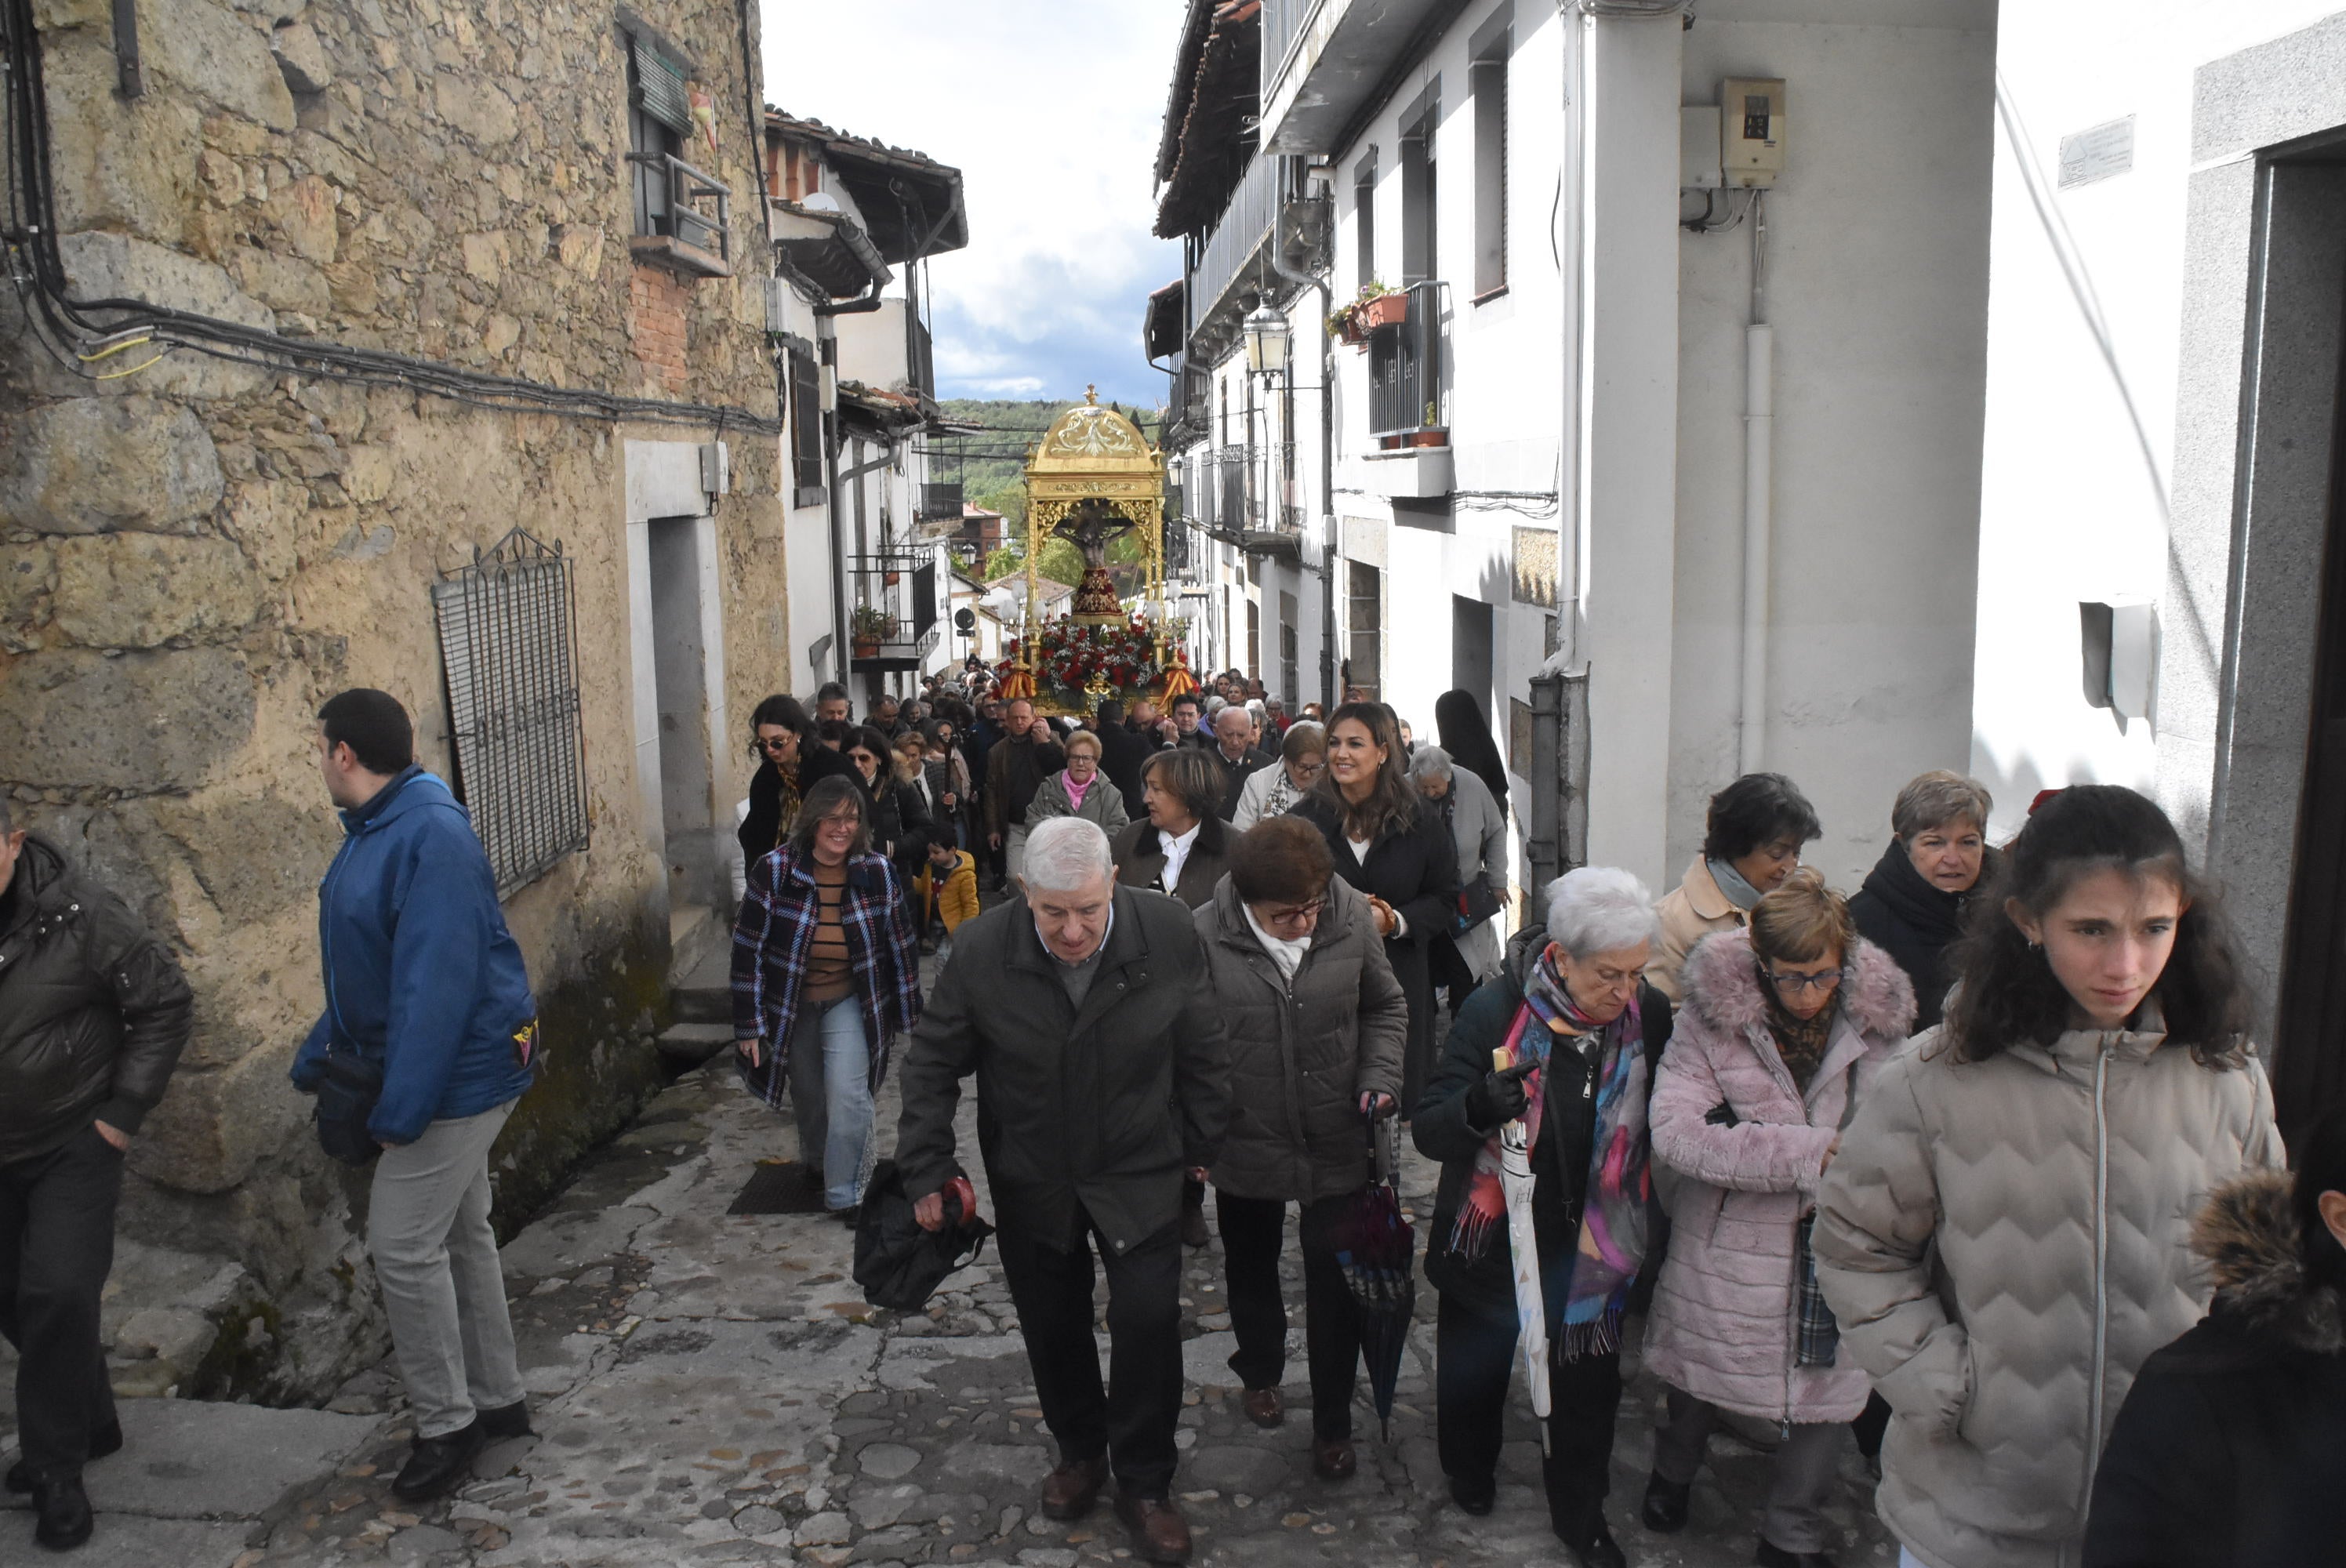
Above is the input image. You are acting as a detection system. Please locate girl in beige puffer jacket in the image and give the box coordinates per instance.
[1815,786,2283,1568]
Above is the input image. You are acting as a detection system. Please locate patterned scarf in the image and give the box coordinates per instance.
[1447,947,1652,1361]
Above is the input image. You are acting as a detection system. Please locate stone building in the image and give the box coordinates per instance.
[0,0,794,1397]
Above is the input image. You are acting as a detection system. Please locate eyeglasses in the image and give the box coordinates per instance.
[1763,967,1845,996]
[1258,898,1325,928]
[757,736,794,755]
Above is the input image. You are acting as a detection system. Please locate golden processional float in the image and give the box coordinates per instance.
[996,388,1197,716]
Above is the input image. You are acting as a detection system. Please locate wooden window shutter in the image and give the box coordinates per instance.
[630,34,692,136]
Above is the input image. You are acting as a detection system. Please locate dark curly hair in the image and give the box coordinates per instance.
[1941,784,2253,1067]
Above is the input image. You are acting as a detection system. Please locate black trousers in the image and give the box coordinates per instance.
[0,1125,123,1482]
[1429,934,1483,1020]
[1215,1191,1361,1439]
[997,1204,1184,1500]
[1435,1294,1624,1542]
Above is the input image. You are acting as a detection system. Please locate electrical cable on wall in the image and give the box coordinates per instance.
[1,0,783,434]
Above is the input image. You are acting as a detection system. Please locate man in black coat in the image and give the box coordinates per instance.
[1204,706,1274,820]
[0,803,192,1551]
[1093,699,1157,819]
[897,818,1229,1565]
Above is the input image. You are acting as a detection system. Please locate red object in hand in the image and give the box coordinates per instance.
[945,1175,979,1228]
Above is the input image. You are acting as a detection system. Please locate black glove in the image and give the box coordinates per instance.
[1464,1059,1537,1130]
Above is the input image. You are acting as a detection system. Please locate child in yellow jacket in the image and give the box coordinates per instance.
[914,840,979,952]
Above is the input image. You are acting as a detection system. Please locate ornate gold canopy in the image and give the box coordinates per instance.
[1022,387,1166,627]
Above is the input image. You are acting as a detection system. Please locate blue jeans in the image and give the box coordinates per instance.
[788,995,873,1210]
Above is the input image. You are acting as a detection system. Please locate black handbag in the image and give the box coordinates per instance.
[1453,875,1504,935]
[314,1047,384,1166]
[853,1160,993,1312]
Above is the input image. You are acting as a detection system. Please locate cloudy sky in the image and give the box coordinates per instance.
[761,3,1187,408]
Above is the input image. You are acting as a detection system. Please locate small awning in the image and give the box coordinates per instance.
[1144,279,1187,361]
[772,203,891,298]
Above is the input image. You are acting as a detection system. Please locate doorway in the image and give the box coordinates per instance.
[1347,561,1383,700]
[1453,594,1493,717]
[647,515,721,912]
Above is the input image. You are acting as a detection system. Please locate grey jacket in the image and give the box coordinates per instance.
[1023,768,1131,838]
[1814,1016,2284,1568]
[1196,876,1407,1202]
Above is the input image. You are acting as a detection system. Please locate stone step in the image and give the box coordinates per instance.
[673,983,730,1025]
[657,1021,733,1066]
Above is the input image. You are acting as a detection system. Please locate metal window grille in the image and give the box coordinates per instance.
[432,528,590,897]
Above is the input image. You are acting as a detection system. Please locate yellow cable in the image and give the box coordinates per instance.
[92,351,167,379]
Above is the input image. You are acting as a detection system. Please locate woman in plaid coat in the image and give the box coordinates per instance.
[732,775,921,1219]
[1638,871,1912,1566]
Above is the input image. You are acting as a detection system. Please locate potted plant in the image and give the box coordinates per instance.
[1353,281,1407,334]
[849,603,895,659]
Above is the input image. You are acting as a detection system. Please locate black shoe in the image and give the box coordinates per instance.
[31,1472,93,1551]
[1564,1519,1627,1568]
[1449,1474,1495,1515]
[832,1203,862,1228]
[1642,1471,1691,1533]
[478,1401,532,1441]
[1756,1544,1836,1568]
[7,1421,122,1495]
[390,1421,486,1501]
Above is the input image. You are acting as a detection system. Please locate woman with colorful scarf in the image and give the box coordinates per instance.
[1414,866,1674,1568]
[1639,870,1913,1568]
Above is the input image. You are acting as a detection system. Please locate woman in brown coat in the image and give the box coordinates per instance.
[1197,818,1407,1481]
[1111,748,1230,910]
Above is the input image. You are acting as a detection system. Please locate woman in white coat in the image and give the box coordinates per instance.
[1232,721,1324,830]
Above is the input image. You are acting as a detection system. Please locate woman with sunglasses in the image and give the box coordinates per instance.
[736,695,859,869]
[1195,817,1407,1480]
[1639,869,1913,1567]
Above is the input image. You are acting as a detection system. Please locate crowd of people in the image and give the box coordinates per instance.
[2,665,2341,1568]
[716,658,2340,1568]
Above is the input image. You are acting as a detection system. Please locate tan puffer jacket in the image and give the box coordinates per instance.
[1814,1014,2283,1568]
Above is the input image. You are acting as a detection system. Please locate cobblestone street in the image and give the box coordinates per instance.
[4,1038,1898,1568]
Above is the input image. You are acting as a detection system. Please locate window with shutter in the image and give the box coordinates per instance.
[790,350,825,506]
[630,34,692,135]
[431,528,591,897]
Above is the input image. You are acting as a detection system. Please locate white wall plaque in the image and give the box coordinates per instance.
[2057,117,2135,188]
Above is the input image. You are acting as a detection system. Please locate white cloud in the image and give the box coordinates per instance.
[760,1,1187,406]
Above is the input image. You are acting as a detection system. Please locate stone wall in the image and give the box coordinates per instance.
[0,0,792,1399]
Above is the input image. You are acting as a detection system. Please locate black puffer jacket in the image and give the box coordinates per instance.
[0,836,193,1163]
[2083,1170,2345,1568]
[1848,839,1994,1031]
[1197,876,1407,1202]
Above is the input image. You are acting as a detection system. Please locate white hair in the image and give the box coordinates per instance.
[1544,866,1658,959]
[1407,744,1454,782]
[1022,816,1114,892]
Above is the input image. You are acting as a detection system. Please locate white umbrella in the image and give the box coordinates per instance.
[1495,1044,1552,1447]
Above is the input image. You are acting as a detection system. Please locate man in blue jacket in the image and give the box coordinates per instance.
[292,689,537,1501]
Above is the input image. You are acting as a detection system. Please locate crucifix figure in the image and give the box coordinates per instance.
[1051,496,1135,572]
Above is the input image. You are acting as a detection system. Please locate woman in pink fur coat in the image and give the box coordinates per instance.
[1638,870,1915,1568]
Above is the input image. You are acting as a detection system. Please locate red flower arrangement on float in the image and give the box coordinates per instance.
[998,617,1190,706]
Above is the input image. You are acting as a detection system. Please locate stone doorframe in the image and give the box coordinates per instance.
[2156,13,2346,1002]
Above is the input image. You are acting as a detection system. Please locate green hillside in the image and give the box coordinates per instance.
[931,397,1167,524]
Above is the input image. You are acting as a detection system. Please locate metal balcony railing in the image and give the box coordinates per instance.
[908,312,935,399]
[628,151,732,261]
[847,552,940,670]
[1185,444,1302,546]
[1193,154,1302,334]
[1261,0,1316,100]
[1368,280,1446,439]
[920,481,964,523]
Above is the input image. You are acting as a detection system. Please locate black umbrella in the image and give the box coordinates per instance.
[1326,1115,1416,1439]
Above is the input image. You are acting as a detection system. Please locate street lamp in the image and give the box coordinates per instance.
[1244,295,1290,379]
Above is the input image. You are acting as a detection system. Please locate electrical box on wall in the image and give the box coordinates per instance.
[2080,597,2155,723]
[1680,106,1723,190]
[1721,78,1787,187]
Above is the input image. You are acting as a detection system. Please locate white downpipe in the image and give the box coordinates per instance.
[1739,321,1774,774]
[1553,2,1590,668]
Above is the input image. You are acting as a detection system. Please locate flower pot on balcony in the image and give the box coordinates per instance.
[1357,293,1408,332]
[852,635,881,661]
[1403,427,1449,448]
